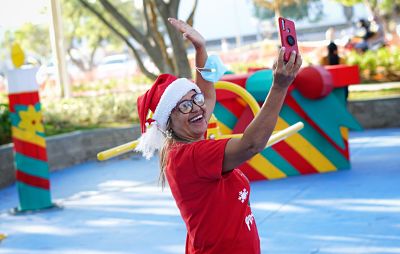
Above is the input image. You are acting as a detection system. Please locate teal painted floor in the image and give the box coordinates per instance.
[0,128,399,254]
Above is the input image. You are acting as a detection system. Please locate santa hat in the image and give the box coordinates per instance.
[135,73,201,159]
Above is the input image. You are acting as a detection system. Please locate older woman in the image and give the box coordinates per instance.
[136,18,302,254]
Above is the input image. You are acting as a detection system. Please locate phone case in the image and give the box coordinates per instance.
[278,17,299,62]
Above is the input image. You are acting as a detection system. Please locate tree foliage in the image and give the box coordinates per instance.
[335,0,400,32]
[3,23,51,64]
[61,0,125,72]
[77,0,199,80]
[253,0,323,22]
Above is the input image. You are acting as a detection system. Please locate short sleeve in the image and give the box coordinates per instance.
[190,138,230,180]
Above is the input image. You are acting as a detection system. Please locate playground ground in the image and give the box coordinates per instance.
[0,128,399,254]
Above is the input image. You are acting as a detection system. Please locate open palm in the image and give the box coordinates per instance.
[168,18,205,49]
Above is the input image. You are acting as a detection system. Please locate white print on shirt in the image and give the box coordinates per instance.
[245,213,255,231]
[238,188,248,203]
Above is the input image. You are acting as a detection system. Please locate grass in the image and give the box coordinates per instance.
[348,87,400,100]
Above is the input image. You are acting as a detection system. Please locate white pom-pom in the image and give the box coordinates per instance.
[135,123,166,159]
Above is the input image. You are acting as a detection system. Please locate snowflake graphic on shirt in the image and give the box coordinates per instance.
[238,188,248,203]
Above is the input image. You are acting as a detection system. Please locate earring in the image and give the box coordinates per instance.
[166,129,173,139]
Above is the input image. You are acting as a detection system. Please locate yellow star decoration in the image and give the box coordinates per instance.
[18,105,44,134]
[0,233,6,241]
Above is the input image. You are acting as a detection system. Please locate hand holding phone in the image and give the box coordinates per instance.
[278,17,299,62]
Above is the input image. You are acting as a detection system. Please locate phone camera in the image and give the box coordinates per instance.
[287,35,295,46]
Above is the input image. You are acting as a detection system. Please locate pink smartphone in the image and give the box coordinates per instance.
[278,17,299,62]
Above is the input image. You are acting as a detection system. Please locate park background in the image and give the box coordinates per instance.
[0,0,399,146]
[0,0,400,253]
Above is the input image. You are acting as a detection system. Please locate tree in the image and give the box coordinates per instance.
[253,0,323,22]
[3,23,51,64]
[335,0,400,33]
[61,0,120,73]
[77,0,199,80]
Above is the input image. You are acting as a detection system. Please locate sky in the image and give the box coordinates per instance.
[0,0,48,30]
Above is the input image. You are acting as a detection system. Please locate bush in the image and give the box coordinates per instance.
[0,92,140,145]
[0,104,11,145]
[345,46,400,82]
[42,92,140,135]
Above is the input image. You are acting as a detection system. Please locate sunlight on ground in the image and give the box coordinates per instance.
[296,198,400,212]
[252,202,310,213]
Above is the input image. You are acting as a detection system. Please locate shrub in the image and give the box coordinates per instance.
[0,104,11,145]
[42,92,140,135]
[345,46,400,82]
[0,92,140,145]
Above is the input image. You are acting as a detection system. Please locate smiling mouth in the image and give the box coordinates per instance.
[189,114,204,123]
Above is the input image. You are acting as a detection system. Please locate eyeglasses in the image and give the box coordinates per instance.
[175,93,205,114]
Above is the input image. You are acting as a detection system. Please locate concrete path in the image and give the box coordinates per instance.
[1,128,399,254]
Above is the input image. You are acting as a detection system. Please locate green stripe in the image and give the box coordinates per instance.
[17,182,52,211]
[10,112,20,126]
[14,104,28,112]
[260,148,300,176]
[34,102,41,111]
[213,102,237,130]
[15,153,49,179]
[291,90,362,149]
[281,105,350,170]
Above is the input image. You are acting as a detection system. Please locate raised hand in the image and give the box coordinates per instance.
[272,47,303,89]
[168,17,206,50]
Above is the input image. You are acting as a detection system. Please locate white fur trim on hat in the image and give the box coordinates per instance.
[135,78,201,159]
[153,78,201,131]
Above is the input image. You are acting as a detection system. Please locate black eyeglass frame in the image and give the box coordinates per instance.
[175,93,205,114]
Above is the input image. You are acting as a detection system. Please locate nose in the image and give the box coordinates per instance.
[191,102,201,113]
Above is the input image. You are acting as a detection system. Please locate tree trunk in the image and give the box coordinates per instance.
[342,5,354,22]
[155,0,192,78]
[78,0,157,80]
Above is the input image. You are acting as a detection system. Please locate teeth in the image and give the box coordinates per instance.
[190,115,203,123]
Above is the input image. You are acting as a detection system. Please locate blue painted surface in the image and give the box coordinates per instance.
[0,129,399,254]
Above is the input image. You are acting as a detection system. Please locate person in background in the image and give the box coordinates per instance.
[354,17,385,52]
[321,27,341,65]
[326,27,340,65]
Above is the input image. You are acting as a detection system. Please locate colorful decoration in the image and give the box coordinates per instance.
[11,43,25,68]
[97,82,304,161]
[0,233,6,242]
[216,65,362,181]
[97,65,361,183]
[7,67,54,212]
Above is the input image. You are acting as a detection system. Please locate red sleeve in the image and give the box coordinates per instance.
[190,138,230,180]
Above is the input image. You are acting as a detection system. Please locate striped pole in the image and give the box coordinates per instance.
[7,68,54,212]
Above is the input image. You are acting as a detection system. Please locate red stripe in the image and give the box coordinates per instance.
[207,122,217,129]
[272,141,319,175]
[285,95,349,158]
[8,92,39,113]
[16,170,50,190]
[218,99,245,119]
[13,137,48,161]
[239,162,268,181]
[232,106,253,134]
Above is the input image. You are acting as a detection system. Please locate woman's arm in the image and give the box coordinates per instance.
[223,48,302,172]
[168,18,215,121]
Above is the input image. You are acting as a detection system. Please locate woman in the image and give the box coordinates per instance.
[135,18,302,254]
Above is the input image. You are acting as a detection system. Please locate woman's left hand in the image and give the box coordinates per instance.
[272,48,303,90]
[168,17,205,49]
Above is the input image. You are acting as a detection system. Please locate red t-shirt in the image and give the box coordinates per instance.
[166,139,260,254]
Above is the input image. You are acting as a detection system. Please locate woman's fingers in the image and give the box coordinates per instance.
[293,55,303,72]
[277,47,285,69]
[286,51,297,70]
[168,17,205,48]
[168,18,187,33]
